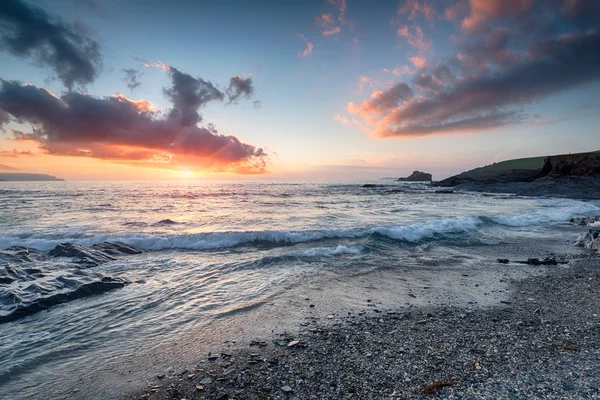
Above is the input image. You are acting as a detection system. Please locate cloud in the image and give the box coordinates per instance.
[298,34,314,57]
[397,25,431,51]
[444,1,470,22]
[348,30,600,138]
[358,76,371,91]
[335,114,351,125]
[0,0,102,89]
[144,60,170,71]
[323,26,341,36]
[315,13,334,26]
[0,71,268,173]
[462,0,534,32]
[408,55,428,69]
[398,0,436,21]
[122,68,143,91]
[0,149,34,157]
[0,163,16,170]
[327,0,347,23]
[164,66,224,127]
[226,75,255,104]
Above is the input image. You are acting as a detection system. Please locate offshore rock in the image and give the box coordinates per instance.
[398,171,432,182]
[49,242,144,266]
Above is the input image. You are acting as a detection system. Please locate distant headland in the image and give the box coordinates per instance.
[0,173,64,182]
[436,150,600,199]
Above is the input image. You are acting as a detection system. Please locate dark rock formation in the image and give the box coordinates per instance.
[435,151,600,199]
[398,171,432,182]
[49,242,144,267]
[91,241,144,256]
[361,184,386,188]
[0,243,139,324]
[542,153,600,176]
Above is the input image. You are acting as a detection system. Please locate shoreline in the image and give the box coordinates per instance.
[128,258,600,399]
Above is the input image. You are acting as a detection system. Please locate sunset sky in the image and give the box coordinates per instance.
[0,0,599,180]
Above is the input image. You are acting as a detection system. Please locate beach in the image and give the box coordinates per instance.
[1,182,599,399]
[131,262,600,400]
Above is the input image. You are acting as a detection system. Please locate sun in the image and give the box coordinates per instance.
[181,169,193,178]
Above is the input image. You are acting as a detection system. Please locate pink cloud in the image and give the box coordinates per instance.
[408,56,428,69]
[398,0,436,21]
[143,61,170,72]
[462,0,534,32]
[398,25,431,52]
[315,13,335,26]
[297,34,314,57]
[444,1,470,22]
[327,0,347,23]
[335,114,351,125]
[323,26,341,36]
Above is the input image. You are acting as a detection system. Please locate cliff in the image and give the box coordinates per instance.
[436,151,600,199]
[398,171,432,182]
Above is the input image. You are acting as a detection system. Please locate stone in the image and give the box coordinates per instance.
[281,385,293,393]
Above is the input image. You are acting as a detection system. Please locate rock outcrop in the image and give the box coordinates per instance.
[576,229,600,250]
[436,151,600,199]
[398,171,432,182]
[49,241,144,267]
[542,153,600,176]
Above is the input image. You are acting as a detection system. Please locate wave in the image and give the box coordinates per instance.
[0,217,482,252]
[489,199,599,227]
[1,199,597,252]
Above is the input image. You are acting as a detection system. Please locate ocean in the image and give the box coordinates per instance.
[1,181,599,399]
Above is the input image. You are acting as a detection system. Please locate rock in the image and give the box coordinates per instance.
[281,385,293,393]
[527,258,541,265]
[287,340,300,347]
[576,229,600,250]
[48,243,116,266]
[91,241,144,256]
[199,378,213,385]
[542,152,600,177]
[361,184,385,188]
[0,246,46,264]
[154,218,181,225]
[397,171,432,182]
[497,258,510,264]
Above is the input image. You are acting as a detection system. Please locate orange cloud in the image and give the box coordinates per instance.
[327,0,347,23]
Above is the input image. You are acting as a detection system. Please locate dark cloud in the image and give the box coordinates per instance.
[0,77,268,173]
[0,0,102,89]
[347,1,600,138]
[164,67,224,127]
[0,108,9,127]
[122,68,143,91]
[226,75,254,104]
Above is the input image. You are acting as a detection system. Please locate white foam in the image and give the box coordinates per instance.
[490,199,600,227]
[295,245,364,257]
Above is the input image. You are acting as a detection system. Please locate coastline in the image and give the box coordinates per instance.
[125,231,600,400]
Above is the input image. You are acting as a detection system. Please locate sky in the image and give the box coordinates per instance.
[0,0,599,181]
